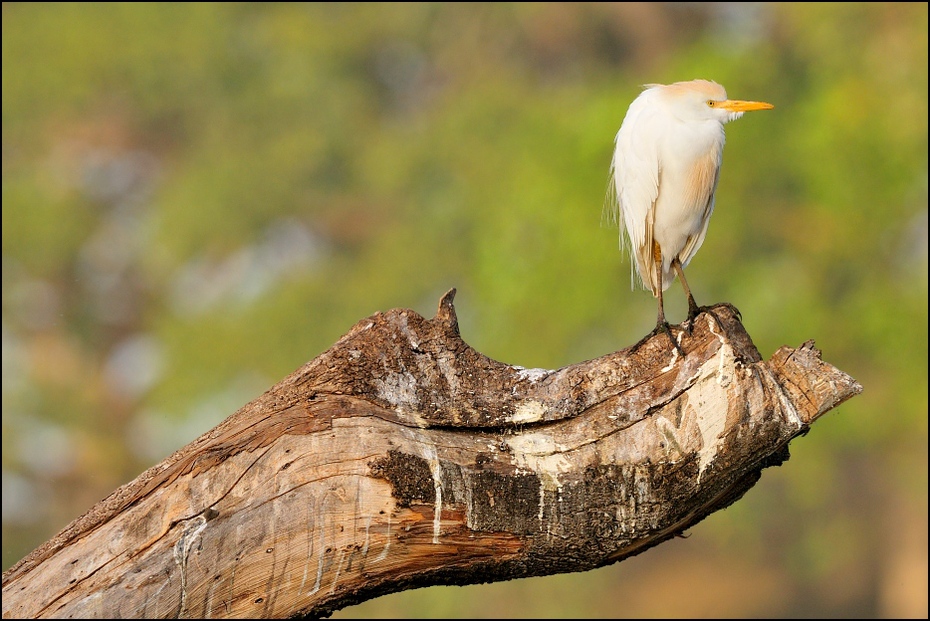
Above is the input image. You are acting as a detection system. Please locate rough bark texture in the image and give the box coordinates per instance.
[1,289,862,619]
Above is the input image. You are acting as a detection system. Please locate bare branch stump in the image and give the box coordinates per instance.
[1,289,862,619]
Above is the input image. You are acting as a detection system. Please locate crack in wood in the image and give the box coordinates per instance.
[1,292,861,619]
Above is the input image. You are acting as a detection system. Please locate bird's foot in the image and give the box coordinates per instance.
[655,321,686,357]
[714,302,742,323]
[685,302,702,334]
[685,303,743,339]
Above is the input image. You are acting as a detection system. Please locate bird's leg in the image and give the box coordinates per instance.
[673,258,732,334]
[654,243,685,356]
[671,258,701,330]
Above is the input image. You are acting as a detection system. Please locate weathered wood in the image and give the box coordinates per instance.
[1,289,861,619]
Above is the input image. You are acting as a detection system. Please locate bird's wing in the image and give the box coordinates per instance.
[677,164,719,268]
[609,93,662,294]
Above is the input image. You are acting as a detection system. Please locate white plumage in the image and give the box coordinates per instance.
[607,79,773,333]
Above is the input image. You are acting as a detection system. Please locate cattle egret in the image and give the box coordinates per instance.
[607,79,773,350]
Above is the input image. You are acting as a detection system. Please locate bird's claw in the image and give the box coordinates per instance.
[699,305,726,332]
[655,321,686,357]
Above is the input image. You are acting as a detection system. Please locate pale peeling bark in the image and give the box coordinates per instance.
[1,289,861,619]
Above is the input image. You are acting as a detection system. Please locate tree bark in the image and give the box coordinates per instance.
[1,289,861,619]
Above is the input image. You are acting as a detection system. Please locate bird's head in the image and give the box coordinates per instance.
[656,79,774,124]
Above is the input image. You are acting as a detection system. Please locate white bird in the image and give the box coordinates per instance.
[606,79,773,348]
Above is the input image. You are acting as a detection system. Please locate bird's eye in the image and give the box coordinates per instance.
[707,100,716,107]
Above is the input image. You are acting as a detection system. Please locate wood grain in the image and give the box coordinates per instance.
[1,290,862,618]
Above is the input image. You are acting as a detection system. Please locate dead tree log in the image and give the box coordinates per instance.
[1,289,861,619]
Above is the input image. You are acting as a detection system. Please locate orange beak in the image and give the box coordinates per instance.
[718,99,774,112]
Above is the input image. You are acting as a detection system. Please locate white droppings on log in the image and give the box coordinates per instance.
[173,515,207,613]
[510,399,548,424]
[413,441,444,545]
[654,415,683,459]
[375,514,392,562]
[373,371,419,410]
[537,483,548,535]
[361,514,372,556]
[512,366,552,383]
[309,500,326,596]
[330,548,346,594]
[506,433,571,488]
[689,346,734,481]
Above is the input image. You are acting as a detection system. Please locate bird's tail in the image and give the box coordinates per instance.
[601,165,620,231]
[603,163,638,292]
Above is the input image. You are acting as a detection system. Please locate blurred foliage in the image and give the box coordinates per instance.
[2,3,927,618]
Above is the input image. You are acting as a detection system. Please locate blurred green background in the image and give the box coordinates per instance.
[2,3,926,618]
